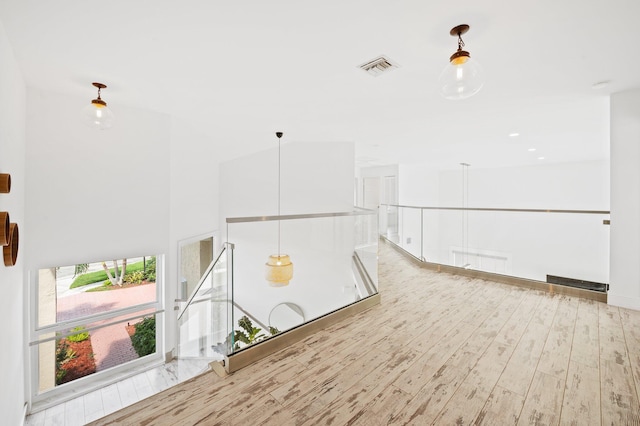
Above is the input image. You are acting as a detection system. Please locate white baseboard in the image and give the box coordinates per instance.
[607,292,640,311]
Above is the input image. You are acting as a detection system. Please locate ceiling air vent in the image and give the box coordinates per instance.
[359,55,399,77]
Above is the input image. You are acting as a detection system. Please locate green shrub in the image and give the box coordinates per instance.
[74,263,89,277]
[145,256,156,270]
[65,347,77,360]
[56,340,69,367]
[55,340,77,385]
[229,317,281,350]
[70,261,147,289]
[143,256,157,282]
[67,326,89,342]
[56,369,66,384]
[124,270,145,284]
[130,317,156,357]
[269,326,280,335]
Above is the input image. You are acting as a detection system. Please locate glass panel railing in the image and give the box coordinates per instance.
[382,204,610,290]
[398,206,422,259]
[226,209,378,354]
[379,204,399,243]
[461,209,608,284]
[177,245,229,360]
[354,209,379,294]
[228,303,275,352]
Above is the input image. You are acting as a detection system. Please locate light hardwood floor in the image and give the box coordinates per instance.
[90,241,640,425]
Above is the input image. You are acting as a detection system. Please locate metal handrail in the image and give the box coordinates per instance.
[176,242,269,331]
[177,244,228,321]
[380,203,610,215]
[176,296,269,332]
[352,251,376,296]
[381,203,610,296]
[226,208,376,224]
[177,249,376,329]
[226,300,269,332]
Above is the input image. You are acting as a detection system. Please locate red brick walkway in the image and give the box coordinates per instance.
[57,284,157,371]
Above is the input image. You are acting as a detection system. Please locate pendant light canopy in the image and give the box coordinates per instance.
[83,82,114,130]
[439,25,484,100]
[265,131,294,287]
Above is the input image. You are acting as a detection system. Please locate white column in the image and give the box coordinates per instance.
[609,88,640,309]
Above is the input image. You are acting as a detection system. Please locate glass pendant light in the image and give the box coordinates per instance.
[439,25,484,100]
[265,131,293,287]
[83,82,114,130]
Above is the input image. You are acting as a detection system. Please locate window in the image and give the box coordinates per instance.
[30,255,163,404]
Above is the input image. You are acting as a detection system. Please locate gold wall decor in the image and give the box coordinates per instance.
[0,173,10,193]
[3,222,18,267]
[1,172,18,267]
[0,211,9,246]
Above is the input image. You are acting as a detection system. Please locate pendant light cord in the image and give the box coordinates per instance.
[276,132,283,257]
[460,163,470,266]
[278,135,281,257]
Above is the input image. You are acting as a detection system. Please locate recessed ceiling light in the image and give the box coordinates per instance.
[509,132,520,137]
[538,156,545,160]
[528,148,536,152]
[592,80,611,90]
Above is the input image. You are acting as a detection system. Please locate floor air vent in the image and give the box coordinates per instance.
[359,55,399,77]
[546,275,608,292]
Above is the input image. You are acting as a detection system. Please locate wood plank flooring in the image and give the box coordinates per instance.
[90,241,640,425]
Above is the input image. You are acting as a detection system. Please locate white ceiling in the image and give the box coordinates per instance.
[1,0,638,169]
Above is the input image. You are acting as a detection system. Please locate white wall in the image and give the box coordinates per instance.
[23,90,224,397]
[438,161,609,209]
[397,164,439,206]
[220,141,357,325]
[357,165,398,238]
[168,117,219,355]
[24,87,172,401]
[609,89,640,309]
[25,88,171,269]
[221,141,354,221]
[441,162,609,282]
[357,164,398,181]
[0,17,27,426]
[356,164,398,208]
[396,165,439,257]
[395,160,610,283]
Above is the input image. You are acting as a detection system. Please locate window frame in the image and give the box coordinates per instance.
[27,254,165,411]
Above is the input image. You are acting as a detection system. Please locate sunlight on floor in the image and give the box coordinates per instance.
[26,358,212,426]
